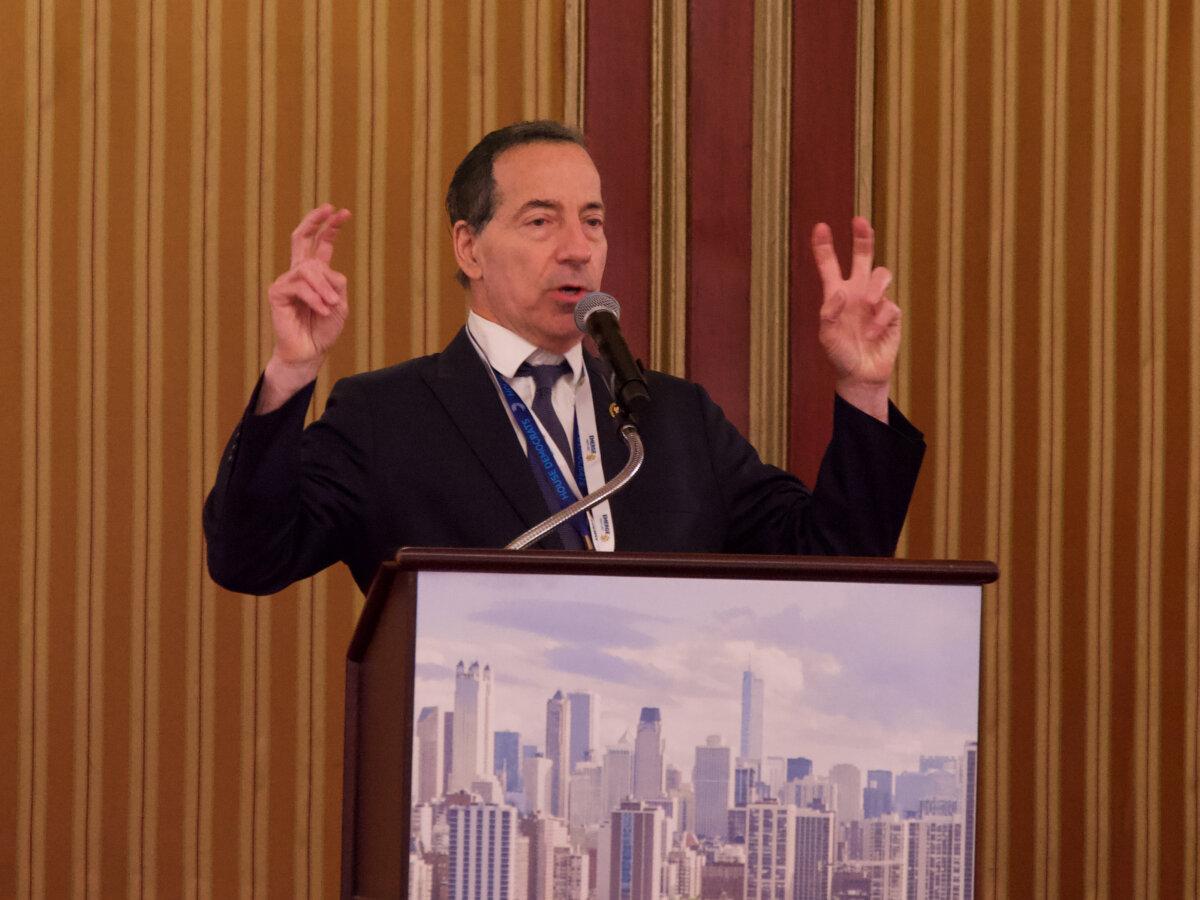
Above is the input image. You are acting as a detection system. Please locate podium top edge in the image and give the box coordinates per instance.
[384,548,999,586]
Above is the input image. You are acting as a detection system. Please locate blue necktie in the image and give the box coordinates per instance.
[516,361,585,550]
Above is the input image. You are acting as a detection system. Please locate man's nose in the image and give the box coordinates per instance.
[557,221,593,263]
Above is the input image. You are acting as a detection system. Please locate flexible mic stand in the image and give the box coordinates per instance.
[505,408,644,551]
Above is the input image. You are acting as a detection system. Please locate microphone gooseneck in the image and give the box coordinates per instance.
[573,292,651,419]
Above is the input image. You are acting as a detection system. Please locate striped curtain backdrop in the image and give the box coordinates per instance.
[6,0,1200,897]
[0,0,580,896]
[867,0,1199,896]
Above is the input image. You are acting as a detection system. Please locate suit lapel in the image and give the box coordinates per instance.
[425,328,561,545]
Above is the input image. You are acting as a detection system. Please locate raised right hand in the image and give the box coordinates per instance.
[258,204,352,413]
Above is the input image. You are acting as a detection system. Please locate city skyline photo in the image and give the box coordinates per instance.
[412,571,981,776]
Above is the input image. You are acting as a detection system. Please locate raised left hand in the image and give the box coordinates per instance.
[811,216,899,421]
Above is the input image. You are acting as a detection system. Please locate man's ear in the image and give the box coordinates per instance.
[452,221,483,281]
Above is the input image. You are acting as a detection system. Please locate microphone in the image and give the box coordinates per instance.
[574,292,651,418]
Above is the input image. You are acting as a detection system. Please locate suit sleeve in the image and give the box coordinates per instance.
[703,387,925,556]
[203,375,373,594]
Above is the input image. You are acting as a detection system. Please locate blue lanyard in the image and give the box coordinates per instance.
[494,370,590,533]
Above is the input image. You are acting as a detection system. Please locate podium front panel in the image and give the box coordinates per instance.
[342,550,995,899]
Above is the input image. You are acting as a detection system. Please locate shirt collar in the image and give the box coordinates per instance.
[467,310,586,386]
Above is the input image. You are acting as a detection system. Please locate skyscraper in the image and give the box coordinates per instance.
[962,741,978,900]
[596,801,664,900]
[568,762,604,828]
[525,814,571,900]
[632,707,665,800]
[602,734,633,815]
[829,763,864,822]
[744,802,797,898]
[864,769,894,818]
[905,817,964,898]
[692,735,733,839]
[740,669,765,764]
[567,691,599,771]
[734,762,759,807]
[793,809,835,900]
[493,730,521,793]
[523,754,554,815]
[787,756,814,782]
[443,711,454,795]
[545,690,572,818]
[414,706,443,803]
[446,801,518,900]
[449,661,494,793]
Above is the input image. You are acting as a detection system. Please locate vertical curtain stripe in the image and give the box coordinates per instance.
[1046,1,1070,891]
[127,0,150,894]
[1142,2,1166,891]
[932,0,952,557]
[1190,7,1200,895]
[87,0,110,893]
[144,0,166,890]
[855,0,875,220]
[369,0,388,371]
[424,0,442,352]
[1033,3,1057,893]
[29,1,54,895]
[199,0,223,890]
[185,1,207,890]
[946,0,964,561]
[74,1,97,895]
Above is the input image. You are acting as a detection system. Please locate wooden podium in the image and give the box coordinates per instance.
[341,549,996,899]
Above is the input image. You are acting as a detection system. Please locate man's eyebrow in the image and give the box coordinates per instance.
[512,199,605,216]
[514,199,561,216]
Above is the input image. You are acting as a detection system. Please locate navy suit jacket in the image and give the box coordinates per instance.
[204,328,925,594]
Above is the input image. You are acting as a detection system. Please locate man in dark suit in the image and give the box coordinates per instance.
[204,121,924,595]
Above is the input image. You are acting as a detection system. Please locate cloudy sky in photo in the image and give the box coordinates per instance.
[412,570,981,777]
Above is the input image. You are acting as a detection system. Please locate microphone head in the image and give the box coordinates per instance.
[574,291,621,333]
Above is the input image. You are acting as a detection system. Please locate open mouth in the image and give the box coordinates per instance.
[554,285,586,300]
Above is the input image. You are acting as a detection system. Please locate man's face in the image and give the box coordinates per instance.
[454,141,607,353]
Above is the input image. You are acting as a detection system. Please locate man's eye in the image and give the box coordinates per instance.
[586,218,604,228]
[529,217,548,227]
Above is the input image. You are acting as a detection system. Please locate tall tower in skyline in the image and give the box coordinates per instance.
[449,661,494,793]
[414,706,443,803]
[632,707,665,799]
[567,691,599,771]
[545,690,571,818]
[692,734,733,839]
[740,668,765,764]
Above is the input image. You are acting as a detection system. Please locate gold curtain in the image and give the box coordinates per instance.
[0,0,578,895]
[868,0,1199,895]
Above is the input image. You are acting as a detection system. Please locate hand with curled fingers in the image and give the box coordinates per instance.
[811,216,900,422]
[258,204,352,413]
